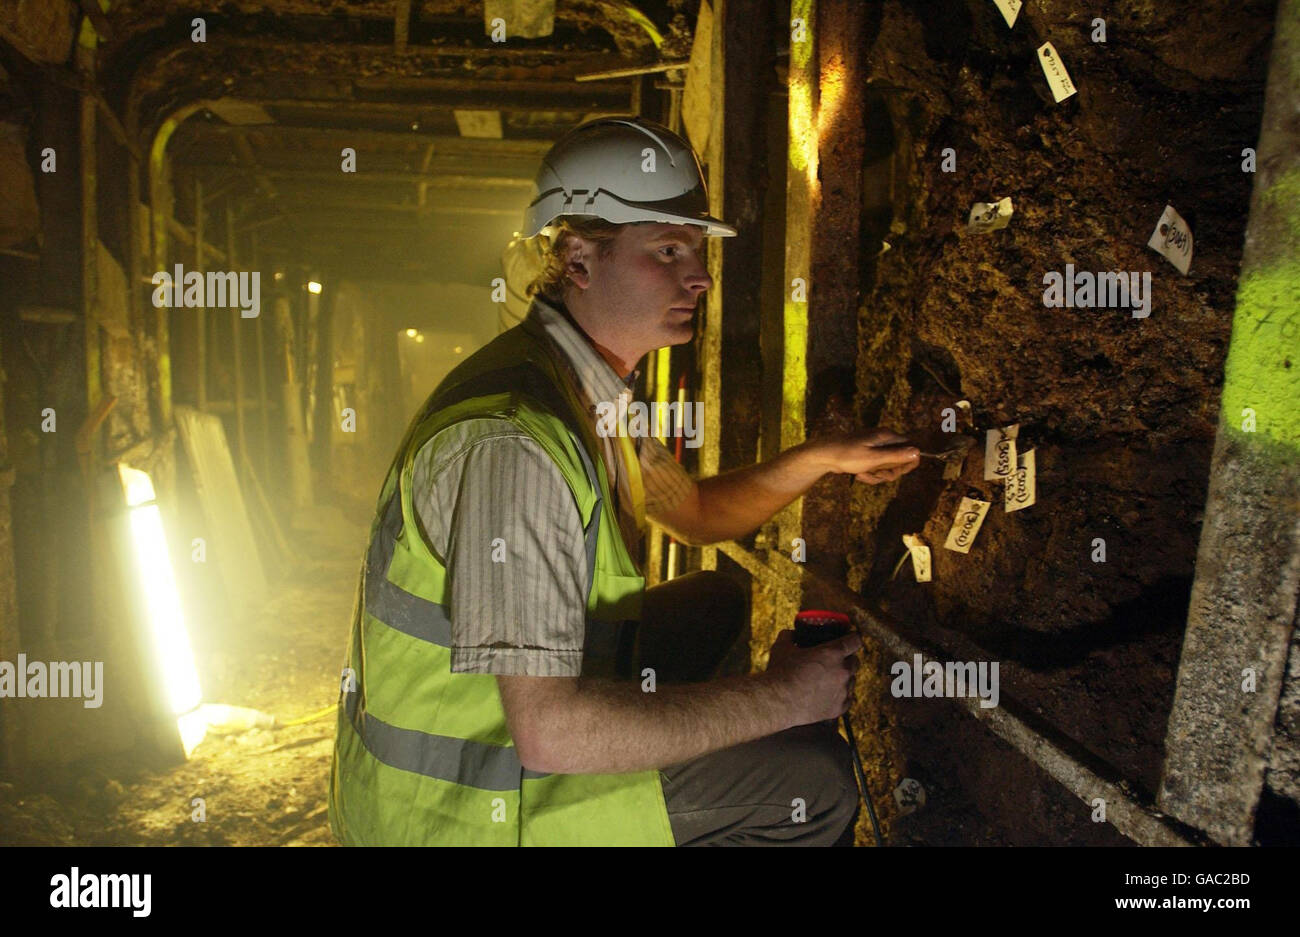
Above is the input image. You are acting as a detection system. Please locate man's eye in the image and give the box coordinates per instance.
[659,246,679,258]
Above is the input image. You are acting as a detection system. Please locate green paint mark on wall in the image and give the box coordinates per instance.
[1221,257,1300,447]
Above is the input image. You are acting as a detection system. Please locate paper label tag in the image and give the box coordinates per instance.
[1004,448,1036,512]
[894,777,927,816]
[1147,203,1193,275]
[992,0,1022,28]
[902,534,932,582]
[1037,42,1078,102]
[984,424,1019,481]
[967,197,1014,233]
[944,497,991,553]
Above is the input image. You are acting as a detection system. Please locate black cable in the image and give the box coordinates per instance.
[840,711,884,846]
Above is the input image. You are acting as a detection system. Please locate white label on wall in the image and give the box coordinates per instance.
[944,497,992,554]
[1037,42,1078,102]
[992,0,1022,28]
[902,534,932,582]
[1147,203,1194,275]
[984,424,1019,481]
[1005,449,1037,512]
[967,197,1014,233]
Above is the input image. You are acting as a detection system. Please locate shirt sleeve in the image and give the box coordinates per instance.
[638,434,695,516]
[411,420,589,677]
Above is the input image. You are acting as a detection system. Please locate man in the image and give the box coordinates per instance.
[329,117,920,846]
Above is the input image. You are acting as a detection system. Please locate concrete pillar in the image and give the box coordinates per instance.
[1158,0,1300,844]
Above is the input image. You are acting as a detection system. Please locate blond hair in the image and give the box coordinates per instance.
[526,216,633,304]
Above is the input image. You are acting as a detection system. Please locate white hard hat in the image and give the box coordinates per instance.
[521,116,738,239]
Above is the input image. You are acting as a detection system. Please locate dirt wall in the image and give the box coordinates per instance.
[841,0,1278,843]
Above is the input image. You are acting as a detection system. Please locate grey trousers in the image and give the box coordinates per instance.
[633,570,860,846]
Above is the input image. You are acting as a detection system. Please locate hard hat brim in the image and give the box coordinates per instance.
[523,188,738,239]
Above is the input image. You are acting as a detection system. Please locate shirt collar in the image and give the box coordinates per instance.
[525,295,641,410]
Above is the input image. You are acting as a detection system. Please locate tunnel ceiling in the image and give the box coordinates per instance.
[88,0,697,283]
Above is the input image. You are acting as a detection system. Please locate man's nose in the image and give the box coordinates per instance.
[685,256,712,292]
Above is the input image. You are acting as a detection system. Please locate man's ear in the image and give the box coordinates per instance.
[563,235,592,290]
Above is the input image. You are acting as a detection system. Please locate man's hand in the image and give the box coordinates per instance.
[764,629,861,725]
[808,428,921,484]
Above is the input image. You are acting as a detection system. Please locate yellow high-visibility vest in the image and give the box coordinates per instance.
[329,319,674,846]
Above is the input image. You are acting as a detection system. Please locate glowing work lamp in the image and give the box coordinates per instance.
[117,464,203,724]
[307,280,323,294]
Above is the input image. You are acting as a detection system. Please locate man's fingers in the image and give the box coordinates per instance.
[832,632,862,656]
[865,446,920,471]
[769,629,795,655]
[857,468,901,484]
[858,455,922,483]
[866,429,910,446]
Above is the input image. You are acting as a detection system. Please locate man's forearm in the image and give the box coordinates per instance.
[689,443,828,543]
[538,672,795,774]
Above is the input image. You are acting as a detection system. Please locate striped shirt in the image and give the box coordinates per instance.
[411,295,695,677]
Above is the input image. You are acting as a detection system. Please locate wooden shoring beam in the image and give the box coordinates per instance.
[394,0,412,52]
[230,86,626,116]
[180,125,554,156]
[175,166,533,188]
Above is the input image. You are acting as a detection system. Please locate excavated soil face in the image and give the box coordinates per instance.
[829,0,1279,842]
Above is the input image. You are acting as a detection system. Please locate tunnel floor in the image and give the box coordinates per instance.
[0,500,368,847]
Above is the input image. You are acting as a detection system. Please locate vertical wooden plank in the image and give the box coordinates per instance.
[125,148,145,404]
[145,104,205,431]
[174,407,267,606]
[644,347,664,586]
[149,124,175,429]
[719,0,771,477]
[81,90,100,429]
[802,0,866,581]
[251,231,271,482]
[700,0,725,572]
[777,0,817,567]
[194,177,206,412]
[226,203,247,465]
[0,339,18,772]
